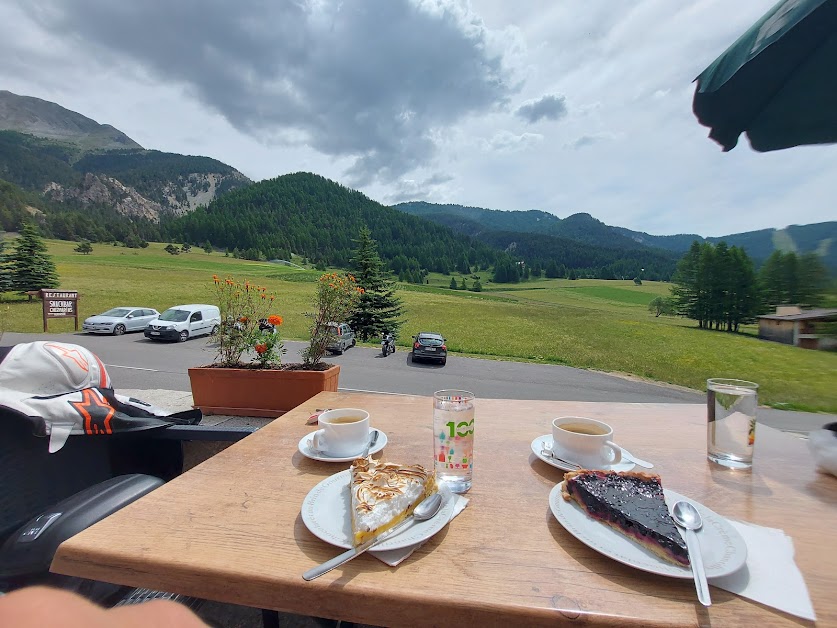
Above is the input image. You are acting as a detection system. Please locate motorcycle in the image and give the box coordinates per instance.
[381,333,395,357]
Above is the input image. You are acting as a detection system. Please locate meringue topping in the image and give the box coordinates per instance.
[349,456,436,545]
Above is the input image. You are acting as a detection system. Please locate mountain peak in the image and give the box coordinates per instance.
[0,90,143,151]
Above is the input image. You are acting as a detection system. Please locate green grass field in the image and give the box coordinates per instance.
[2,240,836,413]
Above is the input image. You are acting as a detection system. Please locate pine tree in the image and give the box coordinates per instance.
[759,250,827,308]
[0,239,10,293]
[449,277,459,290]
[7,222,59,292]
[348,226,404,341]
[671,241,762,331]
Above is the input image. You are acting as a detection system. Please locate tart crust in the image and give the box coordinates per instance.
[562,469,689,566]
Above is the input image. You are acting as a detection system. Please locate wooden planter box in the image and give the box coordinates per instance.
[188,365,340,418]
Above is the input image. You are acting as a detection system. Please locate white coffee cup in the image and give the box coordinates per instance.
[312,408,370,457]
[551,416,622,468]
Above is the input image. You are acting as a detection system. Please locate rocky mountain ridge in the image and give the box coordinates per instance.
[0,91,251,230]
[0,90,142,151]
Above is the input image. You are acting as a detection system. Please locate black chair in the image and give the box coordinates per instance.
[0,409,254,611]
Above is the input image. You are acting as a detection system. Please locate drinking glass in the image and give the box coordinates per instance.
[707,378,758,469]
[433,390,475,494]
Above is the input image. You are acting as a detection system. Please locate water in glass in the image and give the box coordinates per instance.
[707,379,758,469]
[433,390,475,494]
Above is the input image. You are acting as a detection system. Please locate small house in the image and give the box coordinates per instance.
[757,306,837,350]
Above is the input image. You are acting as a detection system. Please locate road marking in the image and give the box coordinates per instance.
[106,364,159,372]
[338,387,411,396]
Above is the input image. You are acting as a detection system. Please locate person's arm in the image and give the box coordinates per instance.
[0,586,207,628]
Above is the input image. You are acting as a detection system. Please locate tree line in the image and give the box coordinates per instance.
[666,241,829,332]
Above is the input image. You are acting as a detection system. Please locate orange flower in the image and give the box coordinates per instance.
[239,316,249,323]
[268,315,283,326]
[260,293,266,299]
[270,295,275,301]
[254,343,267,355]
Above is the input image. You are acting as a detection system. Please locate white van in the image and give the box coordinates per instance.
[144,304,221,342]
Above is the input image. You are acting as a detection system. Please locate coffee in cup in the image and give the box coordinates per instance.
[551,416,622,468]
[312,408,370,457]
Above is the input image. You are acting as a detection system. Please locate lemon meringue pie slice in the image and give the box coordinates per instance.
[349,457,437,546]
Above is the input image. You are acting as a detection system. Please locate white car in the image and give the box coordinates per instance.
[144,304,221,342]
[83,307,160,335]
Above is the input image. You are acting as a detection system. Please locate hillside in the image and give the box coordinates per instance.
[0,129,251,221]
[614,222,837,272]
[0,90,142,151]
[396,201,648,250]
[395,201,678,280]
[0,91,252,241]
[478,231,677,281]
[165,172,498,272]
[398,201,836,274]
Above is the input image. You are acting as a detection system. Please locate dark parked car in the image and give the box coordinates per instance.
[411,332,447,365]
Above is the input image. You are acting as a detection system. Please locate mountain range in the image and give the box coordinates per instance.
[0,90,834,275]
[395,202,837,273]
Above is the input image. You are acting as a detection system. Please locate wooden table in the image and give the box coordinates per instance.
[52,392,836,627]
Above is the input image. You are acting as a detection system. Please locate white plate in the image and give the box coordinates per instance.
[298,428,387,462]
[531,435,636,472]
[301,469,456,550]
[549,482,747,578]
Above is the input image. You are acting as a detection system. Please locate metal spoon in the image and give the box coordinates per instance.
[539,445,581,470]
[360,429,380,458]
[302,492,443,581]
[619,447,654,469]
[672,501,711,607]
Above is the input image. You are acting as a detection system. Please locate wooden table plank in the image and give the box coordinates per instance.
[52,392,836,626]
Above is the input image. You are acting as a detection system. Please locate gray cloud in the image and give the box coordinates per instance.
[17,0,517,185]
[480,131,543,152]
[384,172,455,204]
[569,135,598,150]
[515,94,567,123]
[565,132,619,150]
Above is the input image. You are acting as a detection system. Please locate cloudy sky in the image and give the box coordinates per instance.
[1,0,834,237]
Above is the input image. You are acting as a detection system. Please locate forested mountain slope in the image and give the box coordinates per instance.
[166,172,498,271]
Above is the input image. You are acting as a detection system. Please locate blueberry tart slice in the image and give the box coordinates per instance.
[562,470,689,566]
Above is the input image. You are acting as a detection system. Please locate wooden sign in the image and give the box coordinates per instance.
[40,289,79,332]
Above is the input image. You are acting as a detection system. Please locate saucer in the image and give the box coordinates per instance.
[298,428,387,462]
[531,434,636,472]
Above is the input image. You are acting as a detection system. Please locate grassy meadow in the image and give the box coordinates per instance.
[2,240,836,413]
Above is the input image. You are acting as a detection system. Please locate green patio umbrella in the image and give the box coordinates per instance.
[693,0,837,152]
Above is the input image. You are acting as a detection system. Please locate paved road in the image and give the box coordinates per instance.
[3,331,701,402]
[3,331,832,432]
